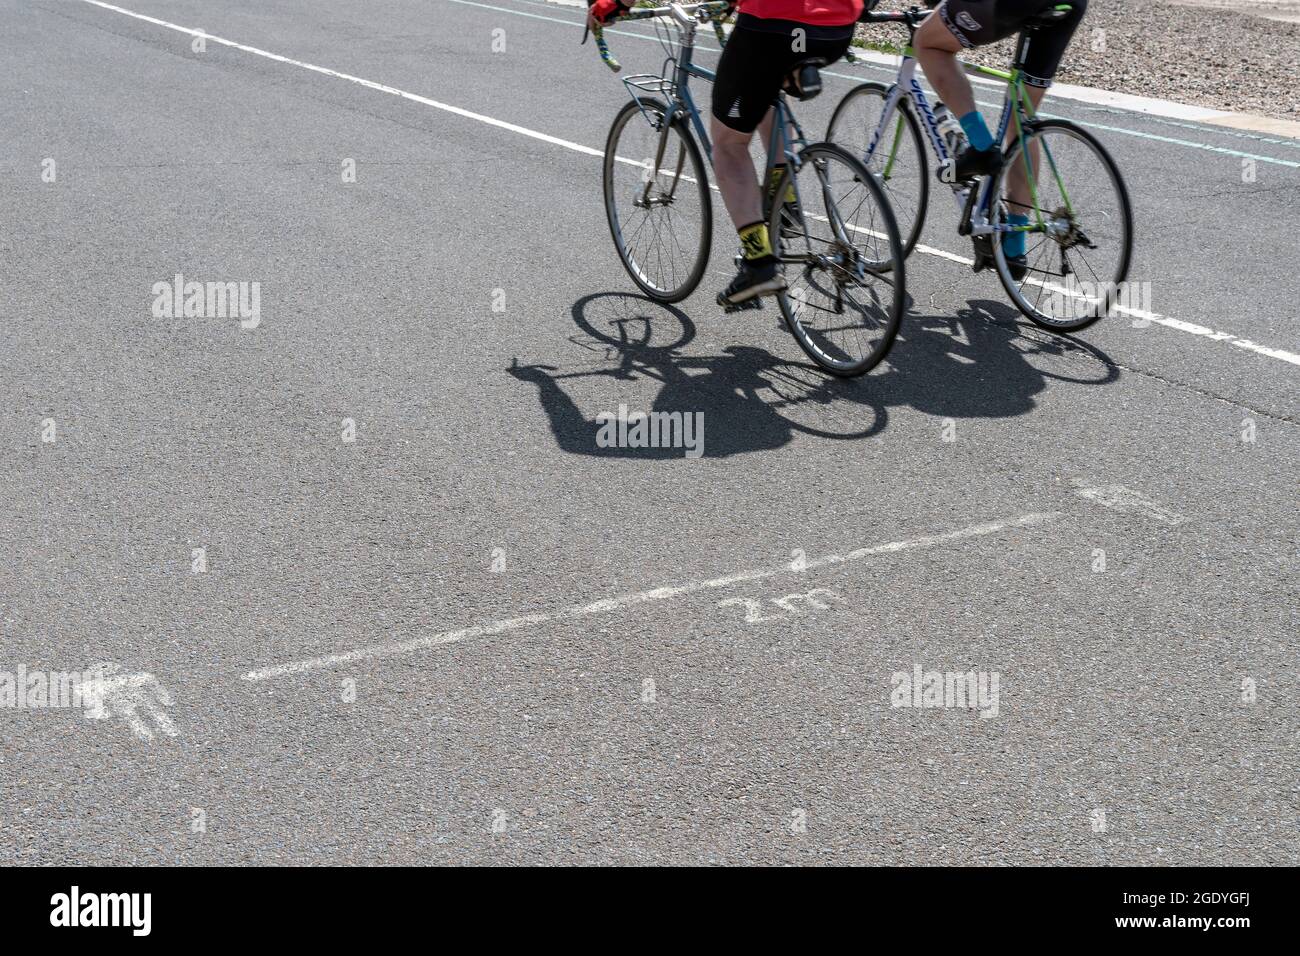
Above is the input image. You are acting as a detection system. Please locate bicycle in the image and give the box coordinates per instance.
[826,2,1133,333]
[589,2,906,377]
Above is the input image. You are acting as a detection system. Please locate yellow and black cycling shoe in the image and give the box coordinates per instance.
[718,258,786,312]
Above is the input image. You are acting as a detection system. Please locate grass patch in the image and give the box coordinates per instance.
[851,36,905,56]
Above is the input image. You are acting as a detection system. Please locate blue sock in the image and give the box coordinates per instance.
[1003,213,1030,258]
[958,110,994,152]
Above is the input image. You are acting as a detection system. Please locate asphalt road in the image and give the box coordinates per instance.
[1,0,1296,865]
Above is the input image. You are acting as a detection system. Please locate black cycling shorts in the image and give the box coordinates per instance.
[935,0,1087,87]
[711,15,854,134]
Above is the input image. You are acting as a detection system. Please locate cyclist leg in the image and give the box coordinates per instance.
[1001,82,1047,257]
[755,108,784,205]
[1003,0,1087,239]
[711,24,790,305]
[756,30,852,210]
[711,24,852,227]
[711,18,856,307]
[916,1,1020,155]
[913,5,976,120]
[916,1,1043,180]
[710,119,764,231]
[711,24,788,228]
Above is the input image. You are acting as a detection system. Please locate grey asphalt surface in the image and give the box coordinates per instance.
[1,0,1296,865]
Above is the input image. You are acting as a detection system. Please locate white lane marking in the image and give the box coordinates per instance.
[82,666,179,742]
[471,0,1300,165]
[242,512,1057,680]
[77,0,602,159]
[1071,480,1187,526]
[1104,111,1300,152]
[841,226,1300,369]
[979,273,1300,368]
[78,0,1300,369]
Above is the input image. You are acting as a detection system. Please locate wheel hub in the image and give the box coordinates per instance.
[1045,205,1088,249]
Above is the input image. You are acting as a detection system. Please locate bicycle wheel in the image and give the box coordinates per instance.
[991,119,1133,333]
[770,143,906,378]
[826,81,928,261]
[603,97,712,303]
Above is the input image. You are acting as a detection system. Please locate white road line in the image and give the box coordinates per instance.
[837,222,1300,367]
[76,0,1300,369]
[904,241,1300,368]
[77,0,602,159]
[464,0,1300,165]
[1070,481,1187,526]
[242,511,1057,681]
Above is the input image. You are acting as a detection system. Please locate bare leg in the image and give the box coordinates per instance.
[756,107,775,157]
[755,106,797,198]
[710,115,763,229]
[913,12,973,117]
[1004,84,1048,217]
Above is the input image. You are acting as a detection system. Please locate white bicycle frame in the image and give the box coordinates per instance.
[861,53,1021,239]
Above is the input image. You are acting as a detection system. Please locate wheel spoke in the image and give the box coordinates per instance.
[994,121,1131,331]
[774,146,904,376]
[604,102,709,301]
[826,83,927,258]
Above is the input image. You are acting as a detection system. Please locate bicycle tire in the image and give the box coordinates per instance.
[991,119,1134,333]
[771,143,906,378]
[602,98,712,303]
[827,81,929,262]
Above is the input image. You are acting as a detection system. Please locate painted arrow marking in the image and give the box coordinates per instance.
[82,665,180,742]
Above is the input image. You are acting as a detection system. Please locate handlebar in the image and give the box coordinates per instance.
[587,1,733,73]
[859,5,929,28]
[586,2,924,74]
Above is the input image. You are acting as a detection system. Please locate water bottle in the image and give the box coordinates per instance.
[933,102,967,157]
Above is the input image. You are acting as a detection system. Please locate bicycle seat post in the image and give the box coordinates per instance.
[1011,32,1032,77]
[1011,5,1072,78]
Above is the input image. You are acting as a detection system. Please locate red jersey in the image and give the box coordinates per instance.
[736,0,864,27]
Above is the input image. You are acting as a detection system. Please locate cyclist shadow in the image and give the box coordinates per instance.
[877,297,1121,419]
[507,292,1119,459]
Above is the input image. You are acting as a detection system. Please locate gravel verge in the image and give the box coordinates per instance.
[854,0,1300,120]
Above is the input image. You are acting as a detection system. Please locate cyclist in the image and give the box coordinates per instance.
[912,0,1087,273]
[589,0,865,309]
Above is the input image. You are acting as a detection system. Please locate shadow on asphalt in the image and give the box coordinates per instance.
[507,292,1120,459]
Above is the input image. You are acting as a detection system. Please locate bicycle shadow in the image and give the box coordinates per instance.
[507,292,1119,459]
[876,297,1121,419]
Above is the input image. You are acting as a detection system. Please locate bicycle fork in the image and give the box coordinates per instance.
[637,106,689,208]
